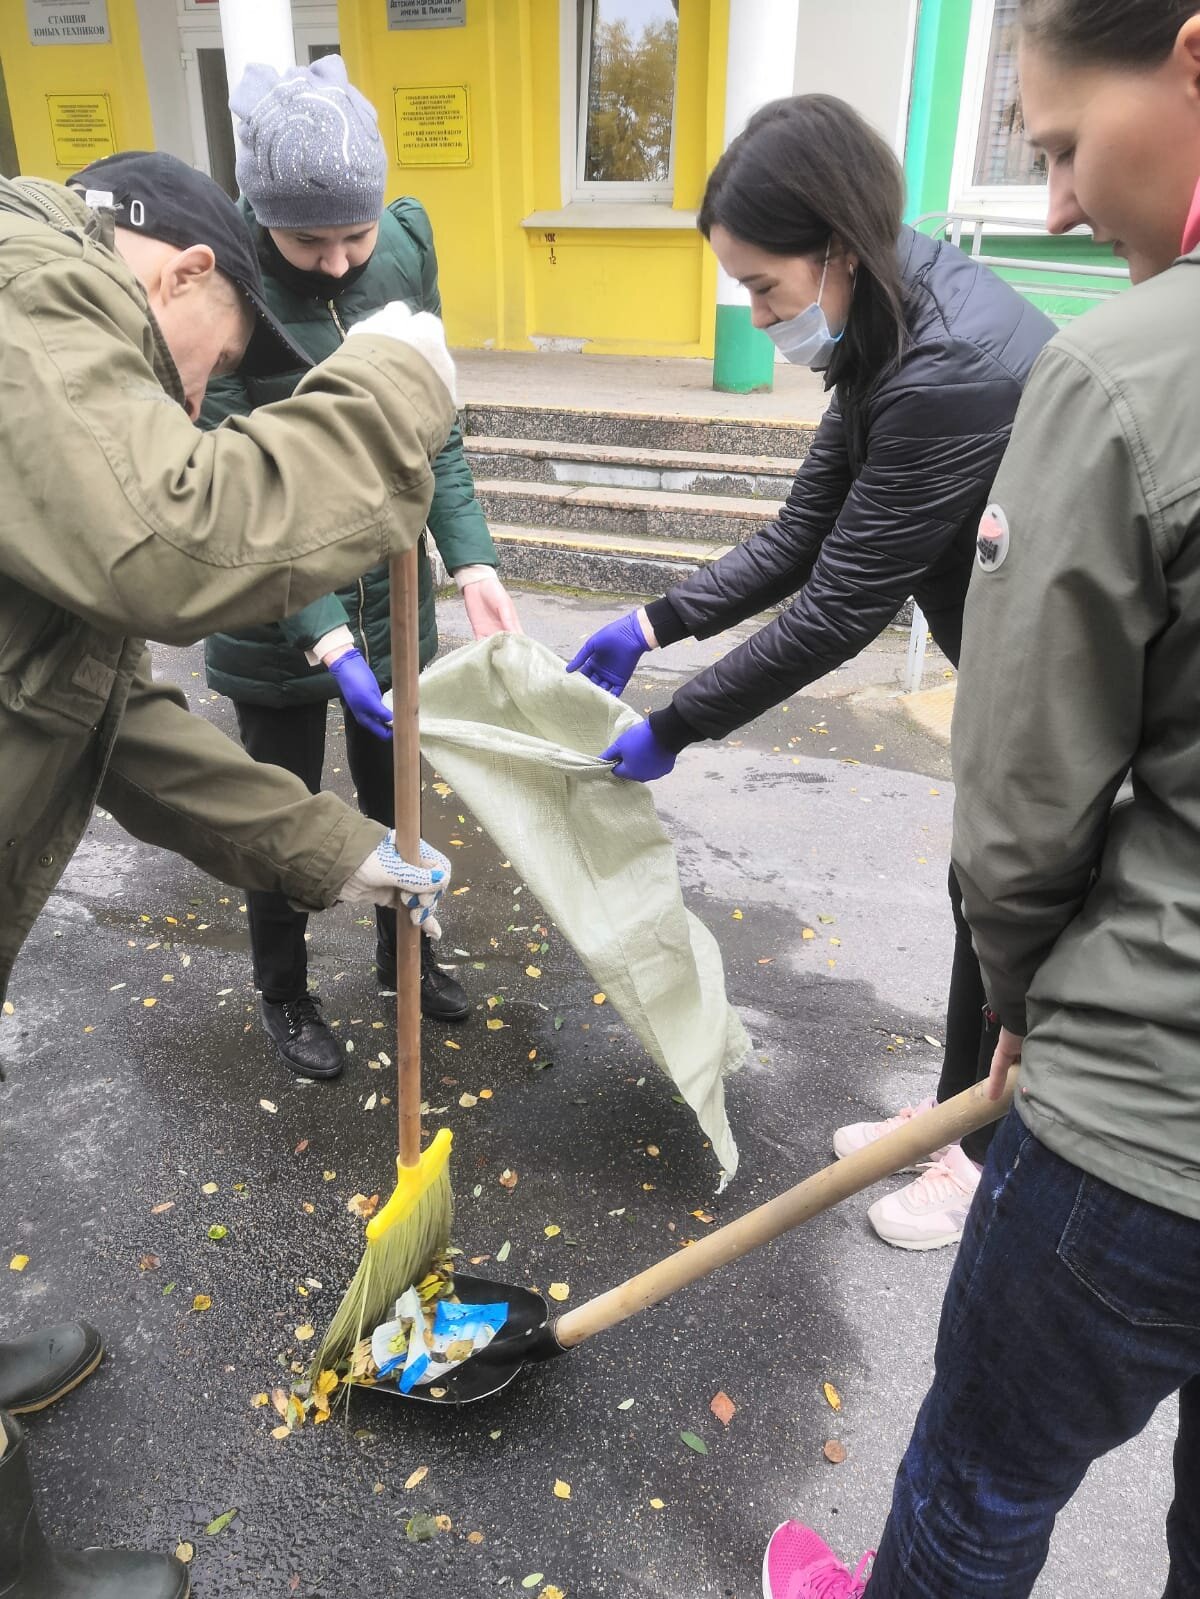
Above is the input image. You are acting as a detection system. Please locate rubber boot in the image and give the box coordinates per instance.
[0,1412,189,1599]
[0,1324,103,1415]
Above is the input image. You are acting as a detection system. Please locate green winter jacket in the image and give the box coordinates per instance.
[202,197,495,705]
[953,242,1200,1221]
[0,176,456,1004]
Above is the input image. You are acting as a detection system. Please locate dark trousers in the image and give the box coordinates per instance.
[232,698,397,1003]
[870,1108,1200,1597]
[936,866,1000,1163]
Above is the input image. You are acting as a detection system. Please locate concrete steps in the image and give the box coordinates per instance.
[473,477,777,545]
[461,400,817,459]
[459,396,813,597]
[463,435,798,500]
[488,524,728,596]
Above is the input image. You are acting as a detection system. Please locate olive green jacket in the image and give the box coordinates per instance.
[953,245,1200,1219]
[203,197,495,704]
[0,176,455,1003]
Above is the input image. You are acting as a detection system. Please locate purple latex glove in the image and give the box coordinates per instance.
[566,611,649,697]
[328,648,393,741]
[601,720,676,782]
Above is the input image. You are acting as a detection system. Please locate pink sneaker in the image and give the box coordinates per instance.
[762,1520,873,1598]
[867,1142,982,1250]
[832,1094,945,1167]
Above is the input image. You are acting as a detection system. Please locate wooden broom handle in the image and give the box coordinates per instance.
[389,546,423,1168]
[553,1072,1017,1350]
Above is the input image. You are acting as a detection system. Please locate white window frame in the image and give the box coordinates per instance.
[949,0,1048,223]
[567,0,678,204]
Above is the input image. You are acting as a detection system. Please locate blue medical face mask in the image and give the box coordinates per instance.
[765,243,846,369]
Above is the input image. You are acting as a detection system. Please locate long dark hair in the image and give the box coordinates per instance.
[699,94,906,413]
[1018,0,1200,65]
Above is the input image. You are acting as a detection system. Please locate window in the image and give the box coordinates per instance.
[576,0,679,197]
[951,0,1048,217]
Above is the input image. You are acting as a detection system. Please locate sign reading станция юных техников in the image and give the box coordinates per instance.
[26,0,109,45]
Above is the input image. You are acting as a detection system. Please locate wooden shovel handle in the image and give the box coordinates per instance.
[553,1072,1017,1351]
[389,546,423,1168]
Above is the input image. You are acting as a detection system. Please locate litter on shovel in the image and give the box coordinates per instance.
[370,1288,509,1393]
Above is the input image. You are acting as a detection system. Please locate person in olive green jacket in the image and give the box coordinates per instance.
[202,56,521,1079]
[0,149,458,1599]
[770,3,1200,1593]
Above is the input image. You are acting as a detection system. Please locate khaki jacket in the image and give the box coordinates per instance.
[953,247,1200,1219]
[0,177,455,1001]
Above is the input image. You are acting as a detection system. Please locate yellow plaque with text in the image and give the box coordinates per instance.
[393,86,471,168]
[47,94,115,166]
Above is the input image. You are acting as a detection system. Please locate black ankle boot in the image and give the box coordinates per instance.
[0,1325,102,1416]
[0,1411,189,1598]
[375,937,470,1022]
[259,993,344,1079]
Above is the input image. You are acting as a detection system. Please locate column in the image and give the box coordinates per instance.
[712,0,801,393]
[218,0,296,109]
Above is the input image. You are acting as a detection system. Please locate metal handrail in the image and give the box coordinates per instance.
[911,210,1130,292]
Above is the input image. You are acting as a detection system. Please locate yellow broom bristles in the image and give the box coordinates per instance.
[313,1129,454,1378]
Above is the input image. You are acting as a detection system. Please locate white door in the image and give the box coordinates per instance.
[180,9,340,196]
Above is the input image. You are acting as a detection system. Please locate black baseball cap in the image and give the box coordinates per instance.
[69,149,312,379]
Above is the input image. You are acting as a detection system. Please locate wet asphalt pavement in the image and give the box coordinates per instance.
[1,589,1173,1598]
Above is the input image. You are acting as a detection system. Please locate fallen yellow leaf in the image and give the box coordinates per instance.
[175,1541,195,1564]
[479,1088,493,1099]
[544,1224,561,1238]
[802,928,816,940]
[592,992,606,1005]
[547,1282,570,1301]
[526,966,542,979]
[552,1479,571,1499]
[294,1324,315,1342]
[315,1369,339,1397]
[467,1530,484,1544]
[271,1425,291,1441]
[731,908,743,920]
[9,1255,29,1272]
[823,1381,843,1412]
[405,1466,429,1490]
[459,1093,479,1108]
[142,997,157,1008]
[649,1498,665,1510]
[251,1393,269,1408]
[434,1515,452,1532]
[192,1294,212,1312]
[444,1039,461,1050]
[646,1145,660,1158]
[201,1182,218,1195]
[486,1018,505,1031]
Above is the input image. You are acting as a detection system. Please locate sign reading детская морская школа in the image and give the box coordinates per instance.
[388,0,465,28]
[26,0,109,44]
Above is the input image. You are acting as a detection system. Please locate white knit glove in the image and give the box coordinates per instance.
[347,301,457,403]
[338,832,451,939]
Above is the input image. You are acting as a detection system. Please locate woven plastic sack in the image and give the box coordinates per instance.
[415,634,747,1181]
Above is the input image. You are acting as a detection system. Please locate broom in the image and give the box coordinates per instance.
[313,544,454,1378]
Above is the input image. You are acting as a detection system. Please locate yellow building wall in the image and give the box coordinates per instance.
[341,0,728,357]
[0,0,154,180]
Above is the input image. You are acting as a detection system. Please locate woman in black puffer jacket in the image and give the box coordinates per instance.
[569,95,1055,1249]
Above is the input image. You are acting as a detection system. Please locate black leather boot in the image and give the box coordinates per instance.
[259,994,344,1078]
[0,1325,102,1416]
[0,1411,189,1598]
[375,936,470,1022]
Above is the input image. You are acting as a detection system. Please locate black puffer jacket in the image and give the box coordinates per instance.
[646,227,1055,747]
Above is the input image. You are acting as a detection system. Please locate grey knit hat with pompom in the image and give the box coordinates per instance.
[231,54,387,229]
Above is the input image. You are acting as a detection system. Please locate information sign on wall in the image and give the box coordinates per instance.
[26,0,110,45]
[47,93,115,164]
[393,86,471,167]
[388,0,465,30]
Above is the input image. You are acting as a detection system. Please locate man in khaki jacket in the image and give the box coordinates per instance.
[0,151,459,1599]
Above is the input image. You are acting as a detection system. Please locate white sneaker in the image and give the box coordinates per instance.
[832,1095,945,1167]
[867,1144,981,1251]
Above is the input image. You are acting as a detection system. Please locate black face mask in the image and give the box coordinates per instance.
[258,227,374,301]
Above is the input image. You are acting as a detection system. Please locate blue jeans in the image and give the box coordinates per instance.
[869,1107,1200,1597]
